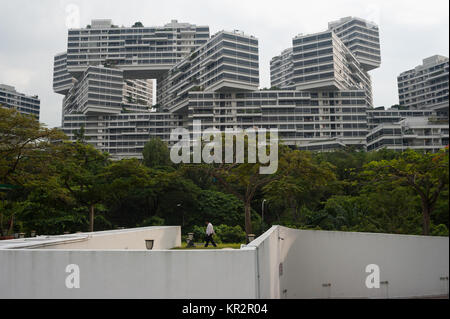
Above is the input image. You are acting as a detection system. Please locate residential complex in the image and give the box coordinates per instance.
[367,106,436,130]
[123,79,154,107]
[271,16,378,106]
[52,18,448,157]
[64,19,210,78]
[269,48,293,89]
[62,112,178,158]
[157,30,260,113]
[397,55,449,113]
[291,30,373,105]
[0,84,40,118]
[187,90,368,150]
[367,116,449,152]
[328,16,381,71]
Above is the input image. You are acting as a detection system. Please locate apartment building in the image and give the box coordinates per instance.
[397,55,449,112]
[187,90,368,149]
[59,66,171,158]
[53,19,212,157]
[270,17,379,107]
[53,52,76,95]
[367,116,449,152]
[157,30,259,113]
[53,17,448,156]
[367,106,437,130]
[62,112,179,159]
[270,48,294,89]
[328,16,381,71]
[65,19,210,78]
[0,84,40,118]
[123,79,154,107]
[291,30,373,105]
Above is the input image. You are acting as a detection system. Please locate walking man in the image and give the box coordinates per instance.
[204,220,217,247]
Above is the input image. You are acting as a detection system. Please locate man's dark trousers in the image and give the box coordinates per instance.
[204,234,217,247]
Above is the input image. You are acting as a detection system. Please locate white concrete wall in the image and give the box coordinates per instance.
[1,225,448,299]
[0,249,257,299]
[253,226,449,299]
[42,226,181,250]
[247,226,281,298]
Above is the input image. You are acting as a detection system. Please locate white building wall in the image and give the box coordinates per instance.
[1,225,448,299]
[0,249,257,299]
[273,227,449,298]
[42,226,181,250]
[247,226,281,298]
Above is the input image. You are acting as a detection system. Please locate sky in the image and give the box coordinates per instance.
[0,0,448,128]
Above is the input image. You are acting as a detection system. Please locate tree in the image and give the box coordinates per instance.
[206,143,293,239]
[362,148,449,235]
[101,158,157,227]
[73,125,89,142]
[142,138,171,168]
[53,141,110,232]
[263,150,336,223]
[0,107,65,185]
[0,108,65,234]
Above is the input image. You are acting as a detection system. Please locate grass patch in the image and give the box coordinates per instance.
[172,242,243,250]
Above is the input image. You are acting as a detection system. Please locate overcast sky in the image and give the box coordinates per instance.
[0,0,448,128]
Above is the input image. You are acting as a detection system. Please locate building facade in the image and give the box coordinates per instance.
[0,84,40,118]
[65,19,210,78]
[187,90,368,149]
[397,55,449,112]
[62,112,179,159]
[270,48,294,89]
[157,30,259,113]
[367,116,449,152]
[270,17,378,107]
[367,106,438,130]
[53,18,448,157]
[328,16,381,71]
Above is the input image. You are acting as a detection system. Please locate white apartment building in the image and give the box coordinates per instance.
[188,90,368,149]
[62,112,179,159]
[397,55,449,112]
[367,116,449,152]
[291,30,373,106]
[328,16,381,71]
[62,66,125,115]
[367,106,438,130]
[0,84,40,118]
[53,52,76,95]
[157,30,259,113]
[123,79,154,107]
[65,19,210,79]
[270,17,378,107]
[270,48,294,89]
[53,18,448,156]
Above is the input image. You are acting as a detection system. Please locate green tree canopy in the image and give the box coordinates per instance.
[142,138,172,168]
[362,148,449,235]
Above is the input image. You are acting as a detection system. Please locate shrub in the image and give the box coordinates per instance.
[191,225,207,243]
[215,224,246,243]
[138,216,165,227]
[430,224,449,237]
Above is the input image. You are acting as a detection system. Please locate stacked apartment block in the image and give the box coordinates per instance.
[53,17,448,158]
[0,84,40,118]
